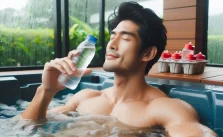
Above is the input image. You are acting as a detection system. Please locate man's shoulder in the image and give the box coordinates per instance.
[70,87,113,100]
[148,97,199,123]
[75,88,102,99]
[149,97,192,108]
[149,97,196,113]
[145,85,168,100]
[65,88,103,108]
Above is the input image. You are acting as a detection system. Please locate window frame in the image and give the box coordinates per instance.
[206,0,223,67]
[0,0,105,71]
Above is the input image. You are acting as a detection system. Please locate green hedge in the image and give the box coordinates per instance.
[0,17,110,67]
[0,25,54,66]
[208,35,223,64]
[1,19,223,67]
[69,16,110,65]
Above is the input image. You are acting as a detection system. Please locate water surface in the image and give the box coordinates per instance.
[0,94,166,137]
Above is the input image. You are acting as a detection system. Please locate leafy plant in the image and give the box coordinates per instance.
[69,16,110,65]
[0,17,110,67]
[0,25,54,66]
[1,19,222,67]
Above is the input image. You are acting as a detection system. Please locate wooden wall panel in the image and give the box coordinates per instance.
[164,20,196,38]
[164,0,206,54]
[164,0,196,9]
[162,49,178,54]
[164,7,196,21]
[166,39,196,50]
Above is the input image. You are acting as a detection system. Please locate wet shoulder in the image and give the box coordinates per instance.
[66,88,102,107]
[148,97,199,122]
[144,85,168,101]
[99,87,115,97]
[77,88,102,99]
[74,87,113,102]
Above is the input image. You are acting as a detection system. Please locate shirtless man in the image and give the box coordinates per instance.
[22,2,217,137]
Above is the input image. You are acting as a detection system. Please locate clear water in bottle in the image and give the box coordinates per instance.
[58,35,97,90]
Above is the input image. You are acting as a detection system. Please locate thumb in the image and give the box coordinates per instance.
[83,68,92,76]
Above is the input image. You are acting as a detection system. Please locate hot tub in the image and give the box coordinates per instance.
[0,70,223,136]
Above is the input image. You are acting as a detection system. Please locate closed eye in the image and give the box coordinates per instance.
[122,36,131,41]
[110,34,115,40]
[122,38,130,41]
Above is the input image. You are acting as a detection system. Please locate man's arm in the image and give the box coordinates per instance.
[148,98,218,137]
[21,50,92,120]
[165,122,217,137]
[22,85,99,120]
[21,85,61,120]
[49,89,101,114]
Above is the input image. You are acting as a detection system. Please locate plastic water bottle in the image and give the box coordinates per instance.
[58,35,97,90]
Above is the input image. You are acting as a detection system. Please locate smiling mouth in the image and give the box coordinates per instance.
[106,54,118,60]
[106,50,119,60]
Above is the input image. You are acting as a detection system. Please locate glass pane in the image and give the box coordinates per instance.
[0,0,54,67]
[208,0,223,64]
[69,0,103,66]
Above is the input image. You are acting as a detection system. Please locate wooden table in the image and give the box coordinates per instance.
[0,66,222,86]
[148,63,223,86]
[201,75,223,85]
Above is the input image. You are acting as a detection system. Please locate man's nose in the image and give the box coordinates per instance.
[108,37,119,50]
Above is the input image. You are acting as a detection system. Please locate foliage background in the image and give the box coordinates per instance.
[0,0,222,67]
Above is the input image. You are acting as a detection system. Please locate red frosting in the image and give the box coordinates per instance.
[186,53,196,61]
[196,52,206,60]
[172,51,181,60]
[161,50,171,59]
[185,42,195,50]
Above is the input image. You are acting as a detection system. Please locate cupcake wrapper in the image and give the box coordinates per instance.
[158,61,169,72]
[157,59,207,75]
[169,62,183,74]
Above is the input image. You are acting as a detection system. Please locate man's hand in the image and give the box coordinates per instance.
[41,50,92,92]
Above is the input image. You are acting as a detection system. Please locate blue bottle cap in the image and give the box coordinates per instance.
[87,35,97,44]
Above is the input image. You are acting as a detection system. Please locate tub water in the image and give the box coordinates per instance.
[0,94,166,137]
[0,71,222,136]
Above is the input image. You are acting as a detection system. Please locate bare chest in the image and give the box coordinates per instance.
[76,97,155,127]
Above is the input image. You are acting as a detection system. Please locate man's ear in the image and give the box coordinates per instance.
[142,46,157,61]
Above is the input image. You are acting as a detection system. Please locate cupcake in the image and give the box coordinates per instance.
[186,53,196,61]
[181,42,195,61]
[169,51,183,73]
[182,53,197,74]
[196,52,206,74]
[160,50,172,60]
[158,50,171,72]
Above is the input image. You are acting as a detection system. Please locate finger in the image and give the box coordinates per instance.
[54,58,74,75]
[63,57,77,71]
[68,50,80,59]
[44,58,59,70]
[45,61,66,74]
[83,68,92,76]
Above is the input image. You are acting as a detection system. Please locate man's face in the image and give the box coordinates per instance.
[103,20,142,73]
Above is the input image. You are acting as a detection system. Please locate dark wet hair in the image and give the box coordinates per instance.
[108,1,167,75]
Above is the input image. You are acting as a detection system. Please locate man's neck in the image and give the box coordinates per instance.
[110,71,148,104]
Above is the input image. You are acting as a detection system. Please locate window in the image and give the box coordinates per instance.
[208,0,223,65]
[0,0,54,68]
[69,0,103,66]
[0,0,164,70]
